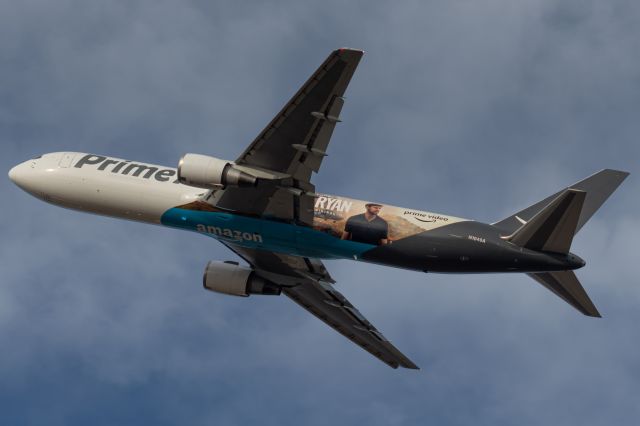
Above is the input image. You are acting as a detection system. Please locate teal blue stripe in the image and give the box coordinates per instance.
[160,208,373,259]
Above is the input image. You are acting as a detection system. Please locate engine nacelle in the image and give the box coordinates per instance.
[178,153,257,189]
[203,261,281,297]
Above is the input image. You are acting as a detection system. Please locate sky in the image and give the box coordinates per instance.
[2,0,639,424]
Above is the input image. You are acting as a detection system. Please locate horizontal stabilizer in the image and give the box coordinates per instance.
[527,271,601,317]
[508,189,585,253]
[494,169,629,235]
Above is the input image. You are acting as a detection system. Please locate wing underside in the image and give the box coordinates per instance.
[236,48,363,181]
[209,48,363,225]
[224,243,419,369]
[283,279,419,369]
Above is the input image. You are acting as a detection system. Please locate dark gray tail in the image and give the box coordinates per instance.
[494,169,628,317]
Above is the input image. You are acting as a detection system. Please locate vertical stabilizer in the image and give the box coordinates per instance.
[508,189,585,254]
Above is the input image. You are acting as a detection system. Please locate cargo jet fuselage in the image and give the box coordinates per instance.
[8,48,628,369]
[10,152,586,274]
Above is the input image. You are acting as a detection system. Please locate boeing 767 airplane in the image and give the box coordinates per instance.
[9,49,628,369]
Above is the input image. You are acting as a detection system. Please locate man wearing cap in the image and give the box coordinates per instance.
[341,203,389,245]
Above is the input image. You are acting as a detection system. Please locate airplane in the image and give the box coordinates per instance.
[8,48,629,370]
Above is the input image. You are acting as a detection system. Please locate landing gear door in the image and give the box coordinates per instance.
[58,152,76,168]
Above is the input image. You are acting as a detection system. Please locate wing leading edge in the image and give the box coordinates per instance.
[224,243,419,370]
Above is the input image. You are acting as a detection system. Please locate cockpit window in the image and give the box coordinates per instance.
[31,155,42,159]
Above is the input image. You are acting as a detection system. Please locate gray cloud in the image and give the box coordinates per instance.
[2,0,639,425]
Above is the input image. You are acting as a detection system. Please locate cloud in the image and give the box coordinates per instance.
[2,0,639,425]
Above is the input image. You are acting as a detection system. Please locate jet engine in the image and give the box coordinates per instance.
[178,153,257,189]
[203,261,281,297]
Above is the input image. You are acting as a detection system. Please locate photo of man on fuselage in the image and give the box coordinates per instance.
[341,203,389,245]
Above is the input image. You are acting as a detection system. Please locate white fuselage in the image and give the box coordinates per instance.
[9,152,203,224]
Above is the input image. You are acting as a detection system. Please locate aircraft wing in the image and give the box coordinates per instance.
[209,48,363,225]
[235,48,363,181]
[223,243,419,370]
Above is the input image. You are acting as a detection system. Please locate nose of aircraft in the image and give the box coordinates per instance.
[9,153,65,195]
[8,160,38,193]
[9,162,27,186]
